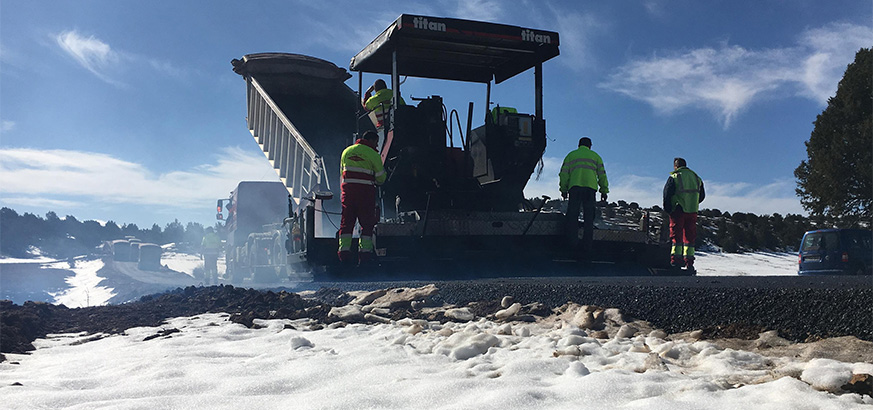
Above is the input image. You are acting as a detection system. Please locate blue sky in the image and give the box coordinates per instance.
[1,0,870,228]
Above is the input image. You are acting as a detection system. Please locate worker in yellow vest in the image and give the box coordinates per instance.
[362,79,405,131]
[338,130,387,265]
[200,227,222,284]
[663,157,705,271]
[559,137,609,256]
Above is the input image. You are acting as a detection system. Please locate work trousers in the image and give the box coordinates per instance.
[338,184,378,263]
[669,210,698,267]
[203,252,218,284]
[566,186,596,253]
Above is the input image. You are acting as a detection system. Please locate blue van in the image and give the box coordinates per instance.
[798,229,872,275]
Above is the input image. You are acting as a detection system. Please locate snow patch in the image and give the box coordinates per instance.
[801,358,854,392]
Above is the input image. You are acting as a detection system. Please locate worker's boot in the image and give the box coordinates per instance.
[684,258,696,274]
[358,251,375,268]
[338,250,353,264]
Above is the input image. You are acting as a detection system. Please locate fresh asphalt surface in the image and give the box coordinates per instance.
[301,274,873,293]
[294,274,873,342]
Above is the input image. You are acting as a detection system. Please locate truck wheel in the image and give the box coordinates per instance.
[228,249,243,284]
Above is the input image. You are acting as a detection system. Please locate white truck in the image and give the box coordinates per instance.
[218,181,292,283]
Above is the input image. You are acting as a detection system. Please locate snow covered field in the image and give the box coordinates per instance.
[695,251,798,276]
[0,250,803,307]
[47,259,114,308]
[159,244,227,279]
[4,251,871,409]
[3,310,871,409]
[1,245,216,306]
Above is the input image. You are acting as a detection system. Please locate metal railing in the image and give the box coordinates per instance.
[246,77,328,204]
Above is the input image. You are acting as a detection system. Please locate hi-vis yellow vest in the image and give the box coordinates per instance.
[670,167,702,213]
[340,143,386,187]
[364,89,406,128]
[201,232,221,251]
[559,146,609,194]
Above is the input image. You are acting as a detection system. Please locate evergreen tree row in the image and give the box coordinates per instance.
[696,209,814,253]
[0,204,828,259]
[0,207,213,259]
[533,199,818,254]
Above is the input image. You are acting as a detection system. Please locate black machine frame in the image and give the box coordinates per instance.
[265,15,678,278]
[350,14,560,136]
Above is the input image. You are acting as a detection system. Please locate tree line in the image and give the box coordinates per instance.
[608,203,818,253]
[0,207,214,259]
[1,203,817,260]
[696,209,814,253]
[795,48,871,225]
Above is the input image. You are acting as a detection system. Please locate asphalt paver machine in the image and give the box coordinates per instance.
[233,14,675,279]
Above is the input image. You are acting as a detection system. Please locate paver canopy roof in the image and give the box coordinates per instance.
[350,14,560,84]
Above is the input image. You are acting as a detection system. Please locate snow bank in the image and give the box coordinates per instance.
[0,247,60,264]
[160,249,225,278]
[46,259,114,308]
[2,313,870,409]
[802,358,855,391]
[695,251,797,276]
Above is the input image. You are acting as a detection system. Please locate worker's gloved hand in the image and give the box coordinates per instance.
[600,193,607,202]
[561,192,568,200]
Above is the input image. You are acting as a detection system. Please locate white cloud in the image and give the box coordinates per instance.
[0,148,806,222]
[601,22,873,127]
[1,120,15,133]
[797,22,873,102]
[0,147,279,212]
[606,174,664,208]
[56,30,121,85]
[553,11,605,72]
[454,0,503,23]
[523,156,562,200]
[147,59,188,79]
[703,179,805,215]
[55,30,189,84]
[517,2,606,74]
[1,197,85,209]
[643,1,666,18]
[606,173,804,215]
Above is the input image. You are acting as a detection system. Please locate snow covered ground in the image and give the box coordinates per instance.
[5,250,870,409]
[695,251,798,276]
[47,259,114,308]
[0,250,800,306]
[0,247,62,265]
[1,245,216,305]
[160,243,227,279]
[0,256,61,264]
[2,310,871,409]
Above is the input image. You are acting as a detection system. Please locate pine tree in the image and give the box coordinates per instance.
[164,219,185,244]
[795,48,872,225]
